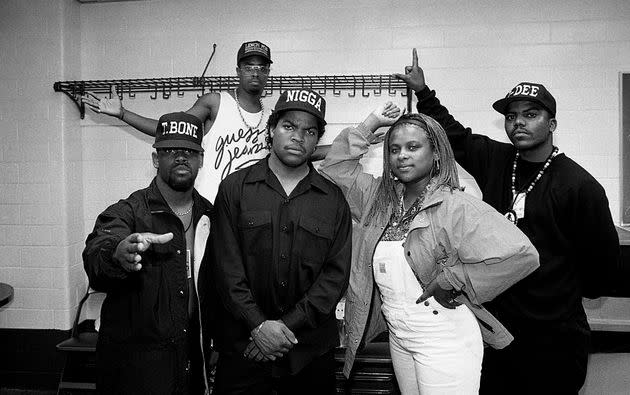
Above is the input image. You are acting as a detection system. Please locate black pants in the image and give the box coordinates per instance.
[213,349,336,395]
[480,326,590,395]
[97,331,205,394]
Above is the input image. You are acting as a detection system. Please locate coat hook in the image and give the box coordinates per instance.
[162,80,171,99]
[388,76,396,96]
[177,78,184,97]
[150,83,158,100]
[374,75,382,96]
[197,76,207,98]
[332,78,340,96]
[348,77,356,97]
[127,80,135,99]
[361,78,370,97]
[319,76,327,95]
[265,76,273,97]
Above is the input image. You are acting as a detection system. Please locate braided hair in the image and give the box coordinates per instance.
[365,113,461,224]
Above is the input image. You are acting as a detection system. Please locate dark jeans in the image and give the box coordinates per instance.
[213,349,336,395]
[480,325,590,395]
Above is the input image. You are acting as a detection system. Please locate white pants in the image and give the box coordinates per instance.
[373,241,483,395]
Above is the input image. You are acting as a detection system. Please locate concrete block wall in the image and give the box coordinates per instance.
[1,0,629,333]
[0,0,84,329]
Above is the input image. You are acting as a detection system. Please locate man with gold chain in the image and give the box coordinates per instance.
[83,112,213,394]
[82,40,273,202]
[395,49,619,395]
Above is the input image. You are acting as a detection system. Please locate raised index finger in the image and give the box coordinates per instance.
[412,48,418,68]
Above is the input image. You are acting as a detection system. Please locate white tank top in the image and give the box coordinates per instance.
[195,91,270,202]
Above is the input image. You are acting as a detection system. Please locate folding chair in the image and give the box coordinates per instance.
[56,288,104,394]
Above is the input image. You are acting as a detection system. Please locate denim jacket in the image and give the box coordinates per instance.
[319,123,540,377]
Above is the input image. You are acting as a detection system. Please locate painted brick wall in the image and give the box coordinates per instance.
[0,0,84,330]
[1,0,629,332]
[77,0,630,229]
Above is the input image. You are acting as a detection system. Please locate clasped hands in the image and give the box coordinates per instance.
[244,320,298,362]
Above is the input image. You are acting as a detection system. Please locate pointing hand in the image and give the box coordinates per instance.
[113,232,174,272]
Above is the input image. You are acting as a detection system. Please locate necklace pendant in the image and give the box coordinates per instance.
[504,209,518,225]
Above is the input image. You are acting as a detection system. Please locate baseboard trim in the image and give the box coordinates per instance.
[0,328,69,391]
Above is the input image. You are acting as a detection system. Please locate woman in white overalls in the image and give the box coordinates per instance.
[320,103,539,394]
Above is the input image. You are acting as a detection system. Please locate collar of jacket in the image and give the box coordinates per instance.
[145,177,213,220]
[393,182,447,211]
[243,155,330,194]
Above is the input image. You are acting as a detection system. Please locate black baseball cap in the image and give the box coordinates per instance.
[273,89,327,125]
[153,112,204,152]
[492,82,556,117]
[237,41,272,64]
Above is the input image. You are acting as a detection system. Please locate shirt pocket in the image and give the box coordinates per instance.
[295,215,335,285]
[238,210,273,258]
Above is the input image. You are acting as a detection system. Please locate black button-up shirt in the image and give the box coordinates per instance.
[209,157,352,374]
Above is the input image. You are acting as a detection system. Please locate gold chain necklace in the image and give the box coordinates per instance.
[172,204,193,216]
[234,89,264,130]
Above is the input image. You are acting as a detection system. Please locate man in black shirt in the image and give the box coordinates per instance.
[208,89,352,394]
[395,49,619,395]
[83,112,214,394]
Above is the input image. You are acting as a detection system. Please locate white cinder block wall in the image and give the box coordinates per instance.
[1,0,629,333]
[0,0,84,329]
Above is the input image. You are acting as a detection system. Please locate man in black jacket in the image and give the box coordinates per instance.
[83,112,214,394]
[208,89,352,394]
[395,49,619,395]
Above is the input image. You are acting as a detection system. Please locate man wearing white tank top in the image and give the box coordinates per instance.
[82,40,273,202]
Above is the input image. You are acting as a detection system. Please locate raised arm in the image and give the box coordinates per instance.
[319,102,401,220]
[394,48,509,185]
[393,49,474,162]
[81,86,220,137]
[82,85,159,136]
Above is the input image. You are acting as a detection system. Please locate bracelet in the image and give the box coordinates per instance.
[120,107,126,122]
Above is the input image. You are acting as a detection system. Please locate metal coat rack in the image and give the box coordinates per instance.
[53,74,411,119]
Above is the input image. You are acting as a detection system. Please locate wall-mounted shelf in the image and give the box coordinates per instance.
[53,75,410,118]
